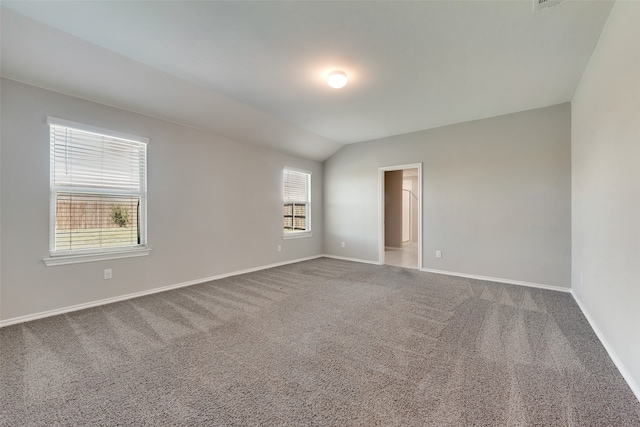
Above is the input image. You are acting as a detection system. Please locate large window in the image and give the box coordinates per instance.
[46,117,149,265]
[283,168,311,236]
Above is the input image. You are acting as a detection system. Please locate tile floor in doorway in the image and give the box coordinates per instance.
[385,241,419,269]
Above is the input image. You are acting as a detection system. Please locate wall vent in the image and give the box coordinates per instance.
[533,0,565,13]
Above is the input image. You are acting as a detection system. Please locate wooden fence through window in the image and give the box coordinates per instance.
[56,194,139,230]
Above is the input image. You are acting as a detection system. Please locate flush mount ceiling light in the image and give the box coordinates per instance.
[327,71,348,89]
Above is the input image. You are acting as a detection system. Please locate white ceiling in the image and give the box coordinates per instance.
[1,1,614,161]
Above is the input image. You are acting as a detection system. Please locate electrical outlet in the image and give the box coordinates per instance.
[436,250,442,258]
[104,268,112,280]
[277,245,282,252]
[341,242,346,248]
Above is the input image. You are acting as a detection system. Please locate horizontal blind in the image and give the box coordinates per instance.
[49,118,147,253]
[50,124,146,193]
[283,169,309,203]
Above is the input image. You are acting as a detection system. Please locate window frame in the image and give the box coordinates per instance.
[282,168,312,239]
[43,117,151,266]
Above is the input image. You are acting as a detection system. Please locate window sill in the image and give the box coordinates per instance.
[43,248,151,267]
[282,232,312,240]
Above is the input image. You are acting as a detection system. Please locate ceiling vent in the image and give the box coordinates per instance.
[533,0,565,12]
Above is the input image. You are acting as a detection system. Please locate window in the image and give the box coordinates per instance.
[283,168,311,237]
[44,117,149,266]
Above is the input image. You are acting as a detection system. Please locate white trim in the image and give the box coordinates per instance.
[420,267,572,293]
[282,232,313,240]
[571,291,640,402]
[322,254,381,265]
[3,255,323,328]
[47,116,149,144]
[282,166,312,176]
[43,248,151,266]
[379,163,422,270]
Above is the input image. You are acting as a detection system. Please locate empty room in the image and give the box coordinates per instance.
[1,1,639,425]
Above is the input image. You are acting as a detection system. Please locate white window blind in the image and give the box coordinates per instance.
[283,169,311,234]
[283,170,309,204]
[48,117,148,255]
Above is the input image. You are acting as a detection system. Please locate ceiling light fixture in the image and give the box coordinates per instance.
[327,71,347,89]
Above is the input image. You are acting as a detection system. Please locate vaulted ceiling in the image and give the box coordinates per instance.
[1,1,614,161]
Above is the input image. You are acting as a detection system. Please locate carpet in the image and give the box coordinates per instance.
[1,258,639,426]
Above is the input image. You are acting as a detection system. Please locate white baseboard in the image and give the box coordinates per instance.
[322,254,381,265]
[0,255,323,328]
[420,267,571,293]
[571,291,640,402]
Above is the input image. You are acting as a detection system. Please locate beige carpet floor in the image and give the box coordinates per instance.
[1,258,639,426]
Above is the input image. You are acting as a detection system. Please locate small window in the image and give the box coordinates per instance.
[283,169,311,236]
[46,117,148,263]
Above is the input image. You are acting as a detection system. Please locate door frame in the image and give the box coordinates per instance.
[378,163,422,269]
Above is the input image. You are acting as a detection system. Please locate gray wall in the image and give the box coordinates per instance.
[384,170,403,248]
[324,103,571,288]
[0,79,323,322]
[572,1,640,395]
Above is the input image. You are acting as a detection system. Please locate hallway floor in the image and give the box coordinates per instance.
[385,241,419,269]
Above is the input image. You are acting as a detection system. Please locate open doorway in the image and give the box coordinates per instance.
[379,164,422,269]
